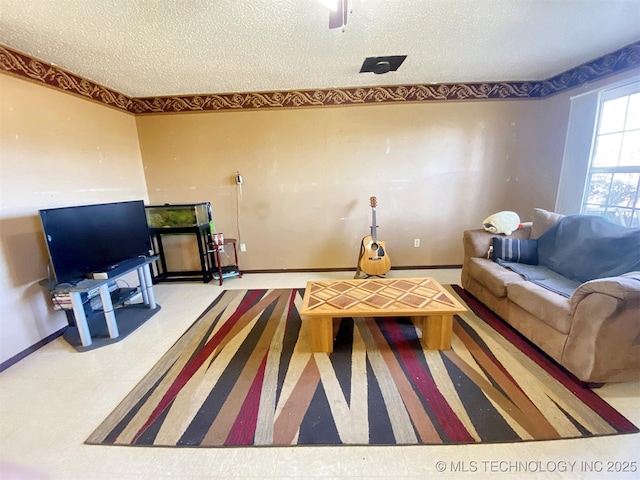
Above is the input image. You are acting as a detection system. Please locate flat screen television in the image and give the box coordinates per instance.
[39,200,152,284]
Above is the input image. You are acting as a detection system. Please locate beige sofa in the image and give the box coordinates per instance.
[462,208,640,384]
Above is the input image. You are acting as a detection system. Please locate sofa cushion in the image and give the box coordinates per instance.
[466,257,527,298]
[491,237,538,264]
[530,208,563,239]
[506,282,572,334]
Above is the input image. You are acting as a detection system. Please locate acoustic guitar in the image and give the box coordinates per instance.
[356,196,391,277]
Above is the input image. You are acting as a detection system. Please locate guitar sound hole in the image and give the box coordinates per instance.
[371,243,379,250]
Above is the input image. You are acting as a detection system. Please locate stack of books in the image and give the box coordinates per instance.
[51,283,118,311]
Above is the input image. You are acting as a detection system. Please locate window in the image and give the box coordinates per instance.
[581,84,640,227]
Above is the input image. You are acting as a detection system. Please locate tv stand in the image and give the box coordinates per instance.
[42,256,160,351]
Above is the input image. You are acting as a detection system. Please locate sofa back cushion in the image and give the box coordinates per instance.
[531,208,564,239]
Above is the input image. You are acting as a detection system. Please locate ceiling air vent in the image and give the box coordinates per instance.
[359,55,407,75]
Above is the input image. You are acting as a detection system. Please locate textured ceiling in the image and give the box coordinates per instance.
[1,0,640,98]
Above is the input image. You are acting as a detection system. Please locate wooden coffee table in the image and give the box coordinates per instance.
[300,277,467,353]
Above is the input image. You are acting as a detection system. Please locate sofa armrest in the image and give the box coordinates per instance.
[463,223,532,260]
[564,273,640,383]
[570,272,640,313]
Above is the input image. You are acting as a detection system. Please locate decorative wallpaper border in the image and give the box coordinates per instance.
[1,41,639,115]
[0,46,130,111]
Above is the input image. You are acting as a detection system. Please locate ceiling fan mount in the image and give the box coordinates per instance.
[360,56,407,75]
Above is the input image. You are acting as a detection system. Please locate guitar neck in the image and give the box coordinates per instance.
[370,207,378,243]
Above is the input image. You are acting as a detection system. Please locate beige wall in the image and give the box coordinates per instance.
[505,97,569,216]
[137,99,565,271]
[0,75,148,363]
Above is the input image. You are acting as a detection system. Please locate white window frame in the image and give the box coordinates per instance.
[555,76,640,217]
[580,82,640,226]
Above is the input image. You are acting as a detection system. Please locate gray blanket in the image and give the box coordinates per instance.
[500,215,640,298]
[497,261,581,297]
[537,214,640,283]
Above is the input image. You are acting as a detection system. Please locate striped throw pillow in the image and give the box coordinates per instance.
[491,237,538,265]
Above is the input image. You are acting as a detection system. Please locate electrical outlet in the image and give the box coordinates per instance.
[414,239,420,248]
[240,243,247,252]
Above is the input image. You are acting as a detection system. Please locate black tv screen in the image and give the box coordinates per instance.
[39,200,152,284]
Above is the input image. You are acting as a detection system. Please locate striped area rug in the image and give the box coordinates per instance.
[87,287,637,447]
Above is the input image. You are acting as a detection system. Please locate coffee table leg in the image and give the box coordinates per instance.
[421,314,453,350]
[310,316,334,353]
